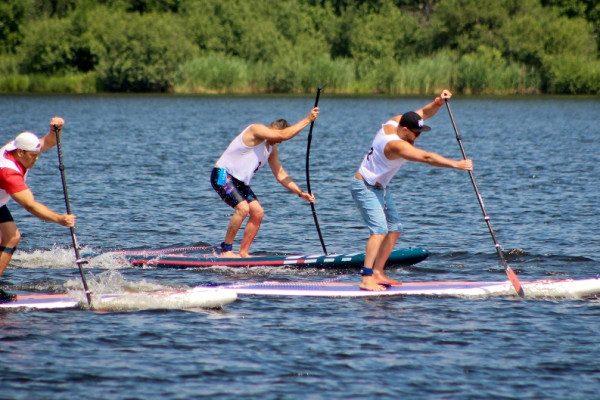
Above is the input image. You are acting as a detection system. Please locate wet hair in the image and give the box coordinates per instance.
[269,119,290,129]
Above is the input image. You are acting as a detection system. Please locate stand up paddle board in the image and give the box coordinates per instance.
[109,247,429,269]
[0,287,237,311]
[213,277,600,300]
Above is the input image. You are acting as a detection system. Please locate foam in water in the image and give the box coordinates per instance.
[64,270,179,293]
[64,270,236,311]
[11,246,130,270]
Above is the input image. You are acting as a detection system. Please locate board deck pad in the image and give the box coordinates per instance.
[0,287,237,311]
[109,247,429,269]
[213,277,600,299]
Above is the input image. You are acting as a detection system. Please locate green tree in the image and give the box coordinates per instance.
[26,0,80,18]
[348,0,419,63]
[88,7,197,91]
[122,0,182,13]
[17,19,81,74]
[0,1,26,53]
[1,0,599,94]
[429,0,509,54]
[540,0,600,52]
[499,5,595,68]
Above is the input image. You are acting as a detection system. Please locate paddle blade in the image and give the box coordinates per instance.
[505,266,525,297]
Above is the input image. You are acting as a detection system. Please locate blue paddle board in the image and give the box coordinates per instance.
[108,247,429,269]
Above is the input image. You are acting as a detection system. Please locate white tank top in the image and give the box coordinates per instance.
[357,120,407,188]
[215,126,273,185]
[0,146,27,207]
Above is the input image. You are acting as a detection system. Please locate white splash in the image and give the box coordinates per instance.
[11,246,131,270]
[64,270,236,311]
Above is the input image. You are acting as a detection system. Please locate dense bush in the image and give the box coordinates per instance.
[176,54,248,93]
[542,55,600,94]
[0,0,598,94]
[299,55,355,93]
[87,9,197,92]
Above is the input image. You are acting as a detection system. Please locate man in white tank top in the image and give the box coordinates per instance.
[0,117,76,288]
[351,90,473,291]
[211,107,319,257]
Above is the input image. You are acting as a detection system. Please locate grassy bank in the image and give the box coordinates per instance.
[3,50,584,96]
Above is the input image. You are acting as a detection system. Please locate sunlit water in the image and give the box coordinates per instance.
[1,94,599,399]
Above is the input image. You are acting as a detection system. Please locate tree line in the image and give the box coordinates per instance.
[0,0,598,95]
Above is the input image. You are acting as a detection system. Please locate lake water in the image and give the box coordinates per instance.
[1,94,599,399]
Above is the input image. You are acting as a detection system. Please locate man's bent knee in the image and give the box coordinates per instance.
[249,207,264,220]
[247,201,264,219]
[0,232,21,249]
[234,202,250,216]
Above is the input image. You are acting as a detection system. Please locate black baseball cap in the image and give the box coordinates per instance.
[399,111,431,133]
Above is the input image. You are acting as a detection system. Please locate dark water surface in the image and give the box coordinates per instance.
[1,94,599,399]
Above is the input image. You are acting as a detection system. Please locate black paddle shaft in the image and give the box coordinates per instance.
[444,100,524,297]
[55,127,93,307]
[305,87,327,254]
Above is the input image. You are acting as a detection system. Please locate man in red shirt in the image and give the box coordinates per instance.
[0,117,76,286]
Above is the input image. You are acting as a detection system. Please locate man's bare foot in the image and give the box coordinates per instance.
[373,271,402,285]
[238,251,250,258]
[359,276,387,291]
[221,251,240,258]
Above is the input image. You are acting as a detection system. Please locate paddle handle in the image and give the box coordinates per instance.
[444,100,524,297]
[305,87,327,254]
[305,87,321,194]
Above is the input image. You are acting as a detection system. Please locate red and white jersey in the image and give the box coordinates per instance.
[0,145,28,207]
[357,120,407,188]
[215,126,273,185]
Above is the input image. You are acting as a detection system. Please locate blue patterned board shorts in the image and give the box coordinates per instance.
[211,168,258,208]
[350,177,402,235]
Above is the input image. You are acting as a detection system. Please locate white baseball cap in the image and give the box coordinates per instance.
[5,131,41,152]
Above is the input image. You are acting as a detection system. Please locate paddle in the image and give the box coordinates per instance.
[444,100,525,297]
[54,125,93,308]
[305,86,327,254]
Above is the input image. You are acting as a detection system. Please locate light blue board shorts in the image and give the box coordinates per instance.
[351,177,403,235]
